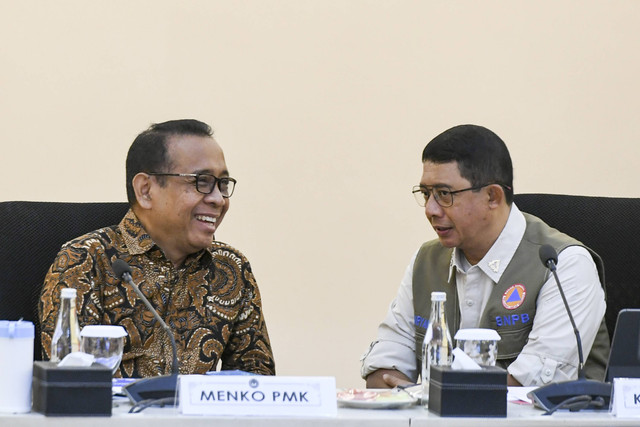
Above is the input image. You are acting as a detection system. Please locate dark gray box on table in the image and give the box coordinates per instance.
[428,365,507,417]
[32,361,112,416]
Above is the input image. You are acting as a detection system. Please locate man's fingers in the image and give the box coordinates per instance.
[382,372,413,388]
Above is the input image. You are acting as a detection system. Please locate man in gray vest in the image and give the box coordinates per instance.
[361,124,609,387]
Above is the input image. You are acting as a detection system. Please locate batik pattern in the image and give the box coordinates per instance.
[39,209,275,377]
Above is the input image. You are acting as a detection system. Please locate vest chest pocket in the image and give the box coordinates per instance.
[482,289,537,360]
[486,315,534,360]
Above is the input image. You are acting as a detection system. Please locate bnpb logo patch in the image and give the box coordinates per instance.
[502,284,526,310]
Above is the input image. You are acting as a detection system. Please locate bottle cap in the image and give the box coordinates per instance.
[431,291,447,302]
[60,288,77,298]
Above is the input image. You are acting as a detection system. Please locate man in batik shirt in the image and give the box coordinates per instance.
[39,119,275,377]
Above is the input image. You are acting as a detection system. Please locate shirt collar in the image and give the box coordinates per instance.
[448,203,526,283]
[119,209,155,255]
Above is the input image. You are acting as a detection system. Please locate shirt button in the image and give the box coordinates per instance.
[545,369,552,376]
[466,300,474,307]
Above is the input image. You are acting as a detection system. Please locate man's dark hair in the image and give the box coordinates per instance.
[421,124,514,204]
[125,119,213,205]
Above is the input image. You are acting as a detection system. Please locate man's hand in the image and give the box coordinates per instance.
[507,373,522,386]
[365,369,413,389]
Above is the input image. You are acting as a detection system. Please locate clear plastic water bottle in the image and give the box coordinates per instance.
[421,291,453,406]
[50,288,81,362]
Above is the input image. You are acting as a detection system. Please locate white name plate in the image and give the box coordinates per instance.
[612,378,640,417]
[178,375,337,417]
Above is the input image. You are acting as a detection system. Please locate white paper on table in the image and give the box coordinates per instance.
[507,386,536,404]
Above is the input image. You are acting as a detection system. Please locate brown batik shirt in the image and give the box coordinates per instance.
[39,209,275,378]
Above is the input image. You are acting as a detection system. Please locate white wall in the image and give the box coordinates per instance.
[1,1,638,388]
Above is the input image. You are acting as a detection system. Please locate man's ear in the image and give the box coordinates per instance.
[132,173,153,209]
[487,184,505,208]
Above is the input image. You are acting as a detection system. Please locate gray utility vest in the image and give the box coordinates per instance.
[412,213,610,380]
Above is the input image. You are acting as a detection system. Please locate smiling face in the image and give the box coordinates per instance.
[138,134,230,266]
[420,160,499,265]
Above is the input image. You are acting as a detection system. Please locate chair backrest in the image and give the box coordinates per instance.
[0,201,130,361]
[513,193,640,338]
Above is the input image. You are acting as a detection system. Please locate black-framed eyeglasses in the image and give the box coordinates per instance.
[147,173,237,198]
[411,183,510,208]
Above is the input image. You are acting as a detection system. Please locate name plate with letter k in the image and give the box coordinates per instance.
[178,375,337,417]
[612,378,640,417]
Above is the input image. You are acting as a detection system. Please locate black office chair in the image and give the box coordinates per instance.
[0,201,130,361]
[513,193,640,339]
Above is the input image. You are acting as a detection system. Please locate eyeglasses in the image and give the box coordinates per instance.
[411,183,509,208]
[147,173,237,198]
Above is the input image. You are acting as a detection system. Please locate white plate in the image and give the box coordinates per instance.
[337,388,418,409]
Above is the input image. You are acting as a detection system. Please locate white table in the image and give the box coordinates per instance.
[411,403,640,426]
[2,401,640,427]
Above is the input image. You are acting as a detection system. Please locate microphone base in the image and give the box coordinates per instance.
[527,379,611,412]
[123,374,178,405]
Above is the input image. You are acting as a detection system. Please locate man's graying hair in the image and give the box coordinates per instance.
[125,119,213,205]
[421,124,514,205]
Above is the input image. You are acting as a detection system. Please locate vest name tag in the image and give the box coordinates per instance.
[178,375,337,417]
[495,313,530,327]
